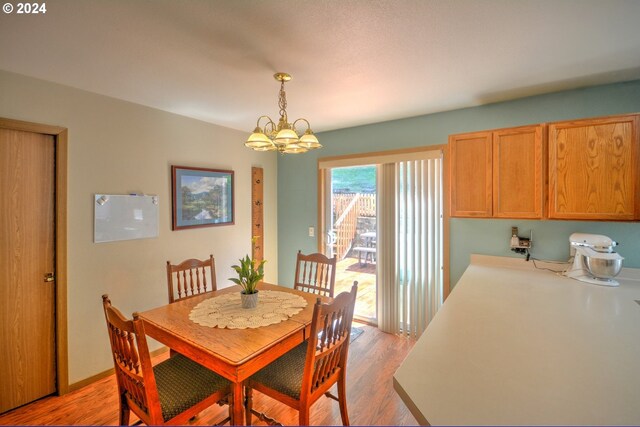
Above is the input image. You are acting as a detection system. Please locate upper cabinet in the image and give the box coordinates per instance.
[449,131,492,217]
[449,125,545,218]
[493,125,545,219]
[548,114,640,220]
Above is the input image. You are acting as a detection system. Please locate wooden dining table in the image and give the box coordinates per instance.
[137,282,329,425]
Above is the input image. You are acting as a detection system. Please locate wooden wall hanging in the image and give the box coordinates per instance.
[251,167,264,262]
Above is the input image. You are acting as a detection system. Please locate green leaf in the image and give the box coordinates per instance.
[231,252,267,293]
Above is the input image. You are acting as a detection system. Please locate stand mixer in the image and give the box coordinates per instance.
[564,233,624,286]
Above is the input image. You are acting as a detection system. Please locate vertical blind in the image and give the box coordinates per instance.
[378,151,443,338]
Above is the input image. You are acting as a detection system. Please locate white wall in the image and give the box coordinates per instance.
[0,70,278,384]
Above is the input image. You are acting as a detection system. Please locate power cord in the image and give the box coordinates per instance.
[530,254,572,276]
[512,246,570,275]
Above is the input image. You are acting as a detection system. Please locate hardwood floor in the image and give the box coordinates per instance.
[335,257,377,320]
[0,323,417,426]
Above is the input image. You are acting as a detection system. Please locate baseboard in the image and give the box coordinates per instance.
[67,346,169,393]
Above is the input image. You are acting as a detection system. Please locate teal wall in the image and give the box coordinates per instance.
[277,80,640,288]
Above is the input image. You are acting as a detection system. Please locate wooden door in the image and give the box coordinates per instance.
[548,114,640,220]
[493,125,545,218]
[0,128,56,413]
[449,131,492,217]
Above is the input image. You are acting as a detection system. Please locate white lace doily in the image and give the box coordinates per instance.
[188,290,308,329]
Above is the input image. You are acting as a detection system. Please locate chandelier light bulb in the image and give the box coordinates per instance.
[298,129,321,149]
[245,127,272,149]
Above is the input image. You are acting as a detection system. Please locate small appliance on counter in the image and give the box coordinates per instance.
[564,233,624,286]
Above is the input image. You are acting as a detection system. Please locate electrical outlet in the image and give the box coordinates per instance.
[308,227,315,237]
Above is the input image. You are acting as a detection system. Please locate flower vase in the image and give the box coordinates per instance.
[240,290,259,309]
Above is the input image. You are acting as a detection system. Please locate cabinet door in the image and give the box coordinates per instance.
[449,131,492,217]
[493,125,545,218]
[549,114,640,220]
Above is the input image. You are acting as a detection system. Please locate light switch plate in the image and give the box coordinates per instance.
[308,227,315,237]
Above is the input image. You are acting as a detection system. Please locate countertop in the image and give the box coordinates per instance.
[393,254,640,425]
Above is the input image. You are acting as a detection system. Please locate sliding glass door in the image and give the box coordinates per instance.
[319,147,444,336]
[324,165,378,323]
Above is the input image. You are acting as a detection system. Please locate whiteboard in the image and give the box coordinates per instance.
[94,194,159,243]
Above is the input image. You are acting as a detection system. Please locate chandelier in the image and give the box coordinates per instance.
[245,72,321,154]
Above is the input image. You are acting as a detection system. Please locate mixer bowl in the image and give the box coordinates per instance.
[583,256,623,280]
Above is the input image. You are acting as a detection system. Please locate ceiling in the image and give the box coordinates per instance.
[2,0,640,133]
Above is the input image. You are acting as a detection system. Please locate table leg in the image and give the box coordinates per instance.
[232,381,244,425]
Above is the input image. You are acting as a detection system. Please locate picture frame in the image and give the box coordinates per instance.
[171,165,234,230]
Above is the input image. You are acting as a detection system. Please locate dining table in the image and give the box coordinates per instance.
[137,282,329,425]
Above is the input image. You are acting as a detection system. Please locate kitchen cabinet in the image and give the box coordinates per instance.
[548,114,640,220]
[449,131,492,217]
[493,125,545,218]
[449,125,545,218]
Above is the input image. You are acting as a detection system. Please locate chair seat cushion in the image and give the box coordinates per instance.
[249,342,308,400]
[153,353,230,421]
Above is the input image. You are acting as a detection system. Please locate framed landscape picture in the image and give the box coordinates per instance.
[171,166,234,230]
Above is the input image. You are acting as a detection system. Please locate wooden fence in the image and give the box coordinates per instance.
[333,193,376,218]
[331,193,376,259]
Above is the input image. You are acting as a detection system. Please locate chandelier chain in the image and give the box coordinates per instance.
[278,80,287,120]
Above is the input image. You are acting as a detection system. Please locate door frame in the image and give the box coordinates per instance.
[317,145,451,300]
[0,117,69,395]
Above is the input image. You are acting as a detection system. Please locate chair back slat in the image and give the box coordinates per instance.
[180,270,186,299]
[294,251,337,298]
[167,255,217,303]
[188,268,194,296]
[302,283,357,398]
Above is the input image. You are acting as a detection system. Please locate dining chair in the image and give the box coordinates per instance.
[101,294,233,425]
[166,255,217,303]
[294,250,337,298]
[244,282,358,426]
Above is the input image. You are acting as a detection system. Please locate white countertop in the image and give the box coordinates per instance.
[393,255,640,426]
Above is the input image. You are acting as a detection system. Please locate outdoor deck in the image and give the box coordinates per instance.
[334,256,376,320]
